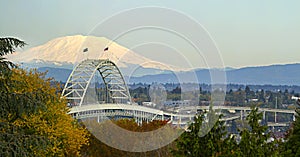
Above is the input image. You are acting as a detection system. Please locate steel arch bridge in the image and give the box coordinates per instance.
[61,59,194,125]
[62,59,295,127]
[62,59,131,106]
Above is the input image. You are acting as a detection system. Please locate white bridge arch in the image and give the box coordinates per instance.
[62,59,131,106]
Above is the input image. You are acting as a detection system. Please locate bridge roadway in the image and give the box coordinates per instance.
[70,104,192,121]
[194,105,295,114]
[70,104,295,115]
[69,104,295,126]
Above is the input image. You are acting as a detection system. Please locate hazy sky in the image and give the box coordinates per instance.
[1,0,300,68]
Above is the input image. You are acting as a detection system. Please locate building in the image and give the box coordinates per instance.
[164,100,191,107]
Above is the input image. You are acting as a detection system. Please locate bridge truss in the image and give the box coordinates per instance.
[62,59,131,106]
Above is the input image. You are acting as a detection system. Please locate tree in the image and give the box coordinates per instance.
[171,107,237,157]
[0,69,89,156]
[81,119,175,157]
[0,38,89,156]
[230,89,246,106]
[0,37,26,71]
[237,107,278,156]
[258,89,265,102]
[245,86,251,97]
[281,104,300,156]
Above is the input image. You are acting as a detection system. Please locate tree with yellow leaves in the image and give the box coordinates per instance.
[1,68,89,156]
[0,37,88,156]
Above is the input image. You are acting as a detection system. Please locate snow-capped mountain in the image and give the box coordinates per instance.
[7,35,181,71]
[6,35,300,85]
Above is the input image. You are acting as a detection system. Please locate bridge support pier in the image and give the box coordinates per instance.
[293,114,296,121]
[179,116,182,125]
[239,110,249,120]
[240,110,242,120]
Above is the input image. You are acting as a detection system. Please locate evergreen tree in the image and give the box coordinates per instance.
[281,101,300,156]
[237,107,278,156]
[0,37,26,71]
[258,89,265,102]
[245,86,251,100]
[172,107,237,157]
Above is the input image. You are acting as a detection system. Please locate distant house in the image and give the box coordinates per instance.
[142,102,156,107]
[249,98,258,102]
[245,98,258,103]
[164,100,191,107]
[291,96,300,100]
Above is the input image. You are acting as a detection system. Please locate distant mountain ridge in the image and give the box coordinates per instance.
[39,63,300,85]
[129,63,300,85]
[226,63,300,85]
[38,67,72,82]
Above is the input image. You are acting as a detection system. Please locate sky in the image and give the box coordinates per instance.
[1,0,300,68]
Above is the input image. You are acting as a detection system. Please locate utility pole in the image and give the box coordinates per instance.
[275,96,277,123]
[275,96,278,109]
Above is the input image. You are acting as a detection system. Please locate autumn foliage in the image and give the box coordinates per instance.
[0,69,89,156]
[81,119,176,157]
